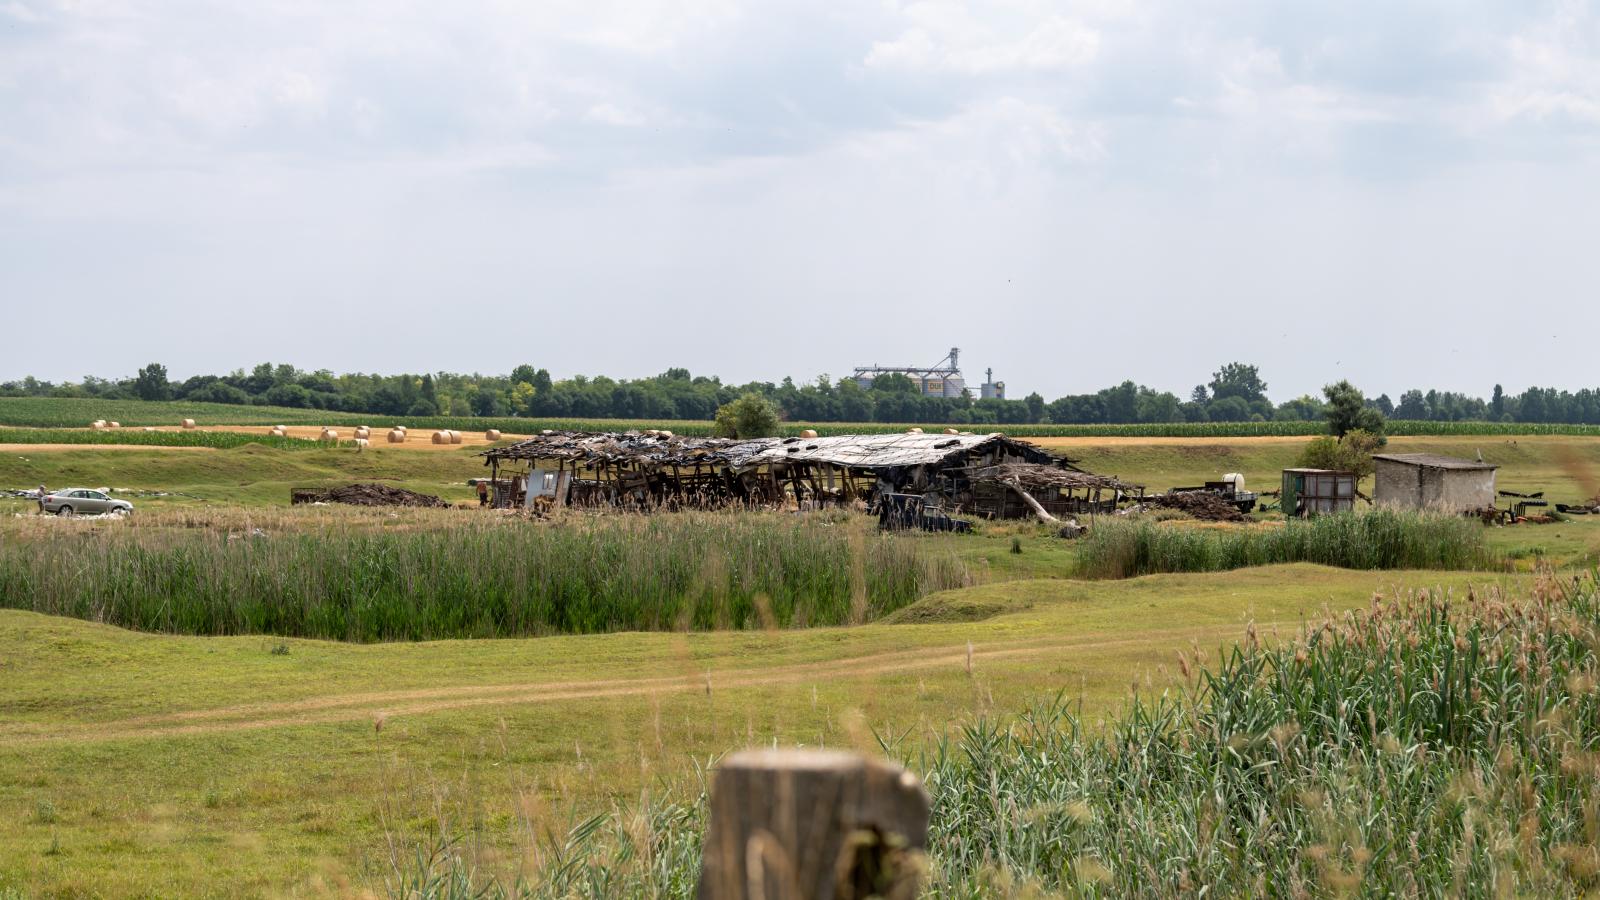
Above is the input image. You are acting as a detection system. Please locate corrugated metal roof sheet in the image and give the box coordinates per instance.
[723,432,1059,471]
[1372,453,1498,470]
[482,430,1069,472]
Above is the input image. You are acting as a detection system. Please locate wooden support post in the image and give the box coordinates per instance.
[698,749,930,900]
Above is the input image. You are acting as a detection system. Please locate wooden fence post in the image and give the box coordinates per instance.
[697,749,931,900]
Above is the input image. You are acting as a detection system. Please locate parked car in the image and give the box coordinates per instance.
[40,488,133,517]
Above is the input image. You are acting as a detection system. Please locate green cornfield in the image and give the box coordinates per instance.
[5,397,1600,438]
[399,571,1600,898]
[0,511,968,640]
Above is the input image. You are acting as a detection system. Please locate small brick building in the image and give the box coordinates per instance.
[1372,453,1498,513]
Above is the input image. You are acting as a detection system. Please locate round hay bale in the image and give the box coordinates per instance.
[108,422,120,429]
[944,428,959,435]
[354,426,371,439]
[91,420,107,429]
[449,431,463,444]
[387,429,406,443]
[143,427,157,432]
[181,419,196,429]
[799,428,819,439]
[431,430,450,445]
[320,428,338,442]
[659,430,672,437]
[353,438,369,451]
[906,427,924,434]
[485,429,502,441]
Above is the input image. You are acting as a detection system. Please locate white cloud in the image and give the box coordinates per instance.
[866,5,1100,73]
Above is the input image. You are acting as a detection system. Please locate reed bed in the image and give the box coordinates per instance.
[1076,508,1492,579]
[398,571,1600,897]
[0,510,968,640]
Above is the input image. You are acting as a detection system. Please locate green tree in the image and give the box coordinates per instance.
[133,363,171,401]
[870,373,920,394]
[1322,380,1386,437]
[1209,363,1267,403]
[1296,429,1385,482]
[713,393,781,438]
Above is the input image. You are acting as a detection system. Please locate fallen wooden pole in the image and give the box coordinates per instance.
[1003,478,1058,523]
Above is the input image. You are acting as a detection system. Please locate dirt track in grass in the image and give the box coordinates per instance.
[0,621,1274,747]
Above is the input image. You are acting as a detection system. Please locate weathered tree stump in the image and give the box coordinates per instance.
[698,749,930,900]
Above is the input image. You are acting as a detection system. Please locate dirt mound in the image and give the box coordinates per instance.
[290,483,450,508]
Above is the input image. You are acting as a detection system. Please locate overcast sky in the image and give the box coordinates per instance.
[3,1,1597,401]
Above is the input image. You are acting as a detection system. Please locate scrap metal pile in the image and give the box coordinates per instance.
[290,483,450,508]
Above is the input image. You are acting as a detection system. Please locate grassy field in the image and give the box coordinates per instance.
[0,564,1529,896]
[3,432,1598,512]
[2,425,1598,896]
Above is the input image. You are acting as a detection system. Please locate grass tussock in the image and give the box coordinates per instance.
[1076,508,1492,579]
[394,570,1600,897]
[0,510,967,640]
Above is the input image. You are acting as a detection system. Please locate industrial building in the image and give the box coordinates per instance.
[851,347,1007,400]
[1372,453,1498,513]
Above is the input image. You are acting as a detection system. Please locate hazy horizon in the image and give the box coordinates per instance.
[4,1,1597,401]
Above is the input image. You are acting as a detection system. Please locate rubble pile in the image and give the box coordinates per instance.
[290,483,450,508]
[1140,490,1249,522]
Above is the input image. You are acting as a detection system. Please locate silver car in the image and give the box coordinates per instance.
[40,488,133,517]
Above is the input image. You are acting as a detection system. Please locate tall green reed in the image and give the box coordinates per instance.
[395,571,1600,898]
[0,512,967,640]
[1076,508,1493,579]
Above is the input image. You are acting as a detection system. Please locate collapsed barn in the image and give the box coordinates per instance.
[480,431,1143,521]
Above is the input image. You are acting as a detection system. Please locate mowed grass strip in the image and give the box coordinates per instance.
[0,565,1518,896]
[0,426,337,450]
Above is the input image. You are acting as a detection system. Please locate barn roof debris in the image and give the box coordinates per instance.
[956,462,1138,494]
[721,432,1069,472]
[482,430,1074,472]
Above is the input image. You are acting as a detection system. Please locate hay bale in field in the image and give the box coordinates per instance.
[91,420,107,429]
[799,428,819,439]
[449,430,463,444]
[431,430,451,445]
[387,429,406,443]
[319,428,339,442]
[485,429,502,441]
[108,422,120,428]
[182,419,196,429]
[354,426,371,439]
[906,427,924,434]
[944,428,959,435]
[143,427,157,432]
[353,438,369,451]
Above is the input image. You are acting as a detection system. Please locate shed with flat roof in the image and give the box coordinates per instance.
[1372,453,1498,513]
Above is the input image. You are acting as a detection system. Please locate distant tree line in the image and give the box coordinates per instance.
[4,361,1600,425]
